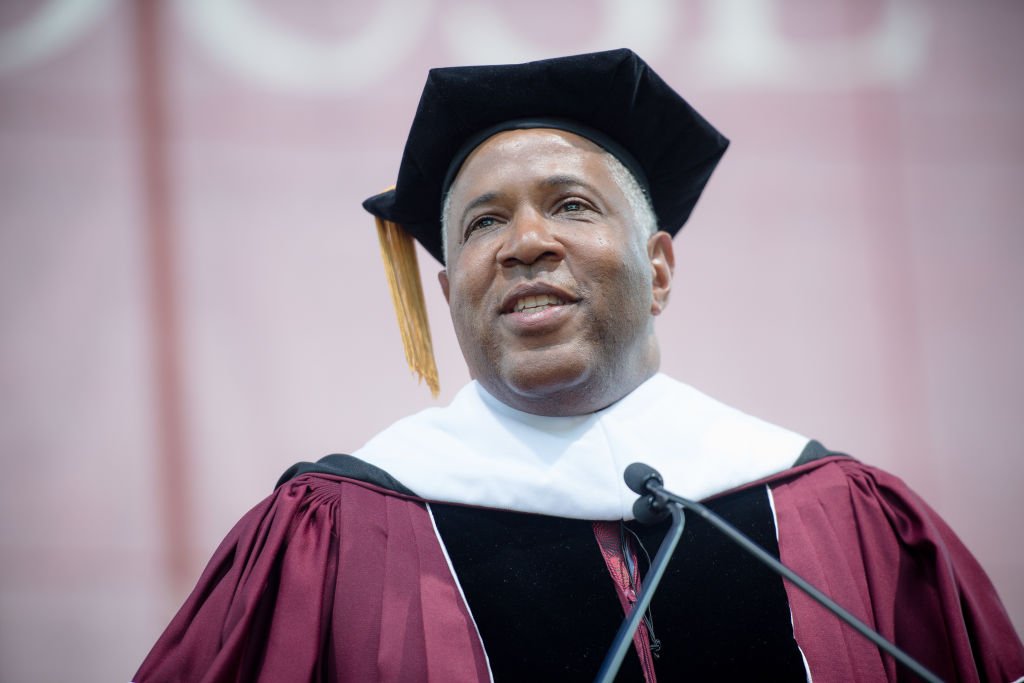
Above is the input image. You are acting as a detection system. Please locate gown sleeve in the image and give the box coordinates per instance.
[770,458,1024,682]
[133,474,490,683]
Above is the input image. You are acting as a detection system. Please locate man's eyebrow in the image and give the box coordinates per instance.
[539,174,597,192]
[459,191,500,227]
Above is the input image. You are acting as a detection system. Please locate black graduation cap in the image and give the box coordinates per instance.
[361,49,728,397]
[364,48,728,263]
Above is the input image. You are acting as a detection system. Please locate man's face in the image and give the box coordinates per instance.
[439,128,673,416]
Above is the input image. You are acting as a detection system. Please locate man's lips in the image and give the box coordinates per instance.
[512,293,565,313]
[499,283,578,315]
[498,284,580,335]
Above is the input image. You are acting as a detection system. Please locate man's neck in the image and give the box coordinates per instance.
[479,364,659,417]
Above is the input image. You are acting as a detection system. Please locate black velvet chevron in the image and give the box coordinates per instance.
[431,485,807,681]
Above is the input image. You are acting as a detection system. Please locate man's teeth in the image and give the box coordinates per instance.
[513,294,565,313]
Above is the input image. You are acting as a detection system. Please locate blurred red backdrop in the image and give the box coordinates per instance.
[1,1,1021,680]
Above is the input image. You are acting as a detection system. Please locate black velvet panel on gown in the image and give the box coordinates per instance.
[430,485,807,682]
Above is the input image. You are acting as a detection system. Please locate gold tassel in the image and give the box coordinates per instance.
[375,216,440,397]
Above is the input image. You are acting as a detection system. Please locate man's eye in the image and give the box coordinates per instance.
[558,199,591,214]
[465,216,497,239]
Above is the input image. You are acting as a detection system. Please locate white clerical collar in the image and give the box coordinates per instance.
[353,374,809,520]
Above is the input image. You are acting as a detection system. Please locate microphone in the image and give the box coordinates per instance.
[611,462,944,683]
[623,463,669,524]
[623,462,662,493]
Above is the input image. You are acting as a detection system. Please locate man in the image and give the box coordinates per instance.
[135,50,1023,682]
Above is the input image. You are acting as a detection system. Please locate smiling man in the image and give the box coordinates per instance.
[135,50,1023,682]
[440,127,670,417]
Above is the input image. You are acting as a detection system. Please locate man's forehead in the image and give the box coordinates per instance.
[469,127,604,155]
[450,128,609,195]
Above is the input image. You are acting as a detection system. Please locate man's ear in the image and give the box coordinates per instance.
[648,231,674,315]
[438,269,451,303]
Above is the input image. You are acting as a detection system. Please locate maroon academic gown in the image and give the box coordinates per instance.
[134,456,1024,682]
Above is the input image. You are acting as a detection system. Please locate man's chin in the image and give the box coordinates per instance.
[484,354,597,414]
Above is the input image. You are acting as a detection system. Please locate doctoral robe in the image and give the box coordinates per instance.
[135,376,1024,681]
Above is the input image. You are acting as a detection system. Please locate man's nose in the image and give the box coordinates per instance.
[495,208,565,267]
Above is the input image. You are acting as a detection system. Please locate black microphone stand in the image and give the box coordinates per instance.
[594,463,944,683]
[593,500,685,683]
